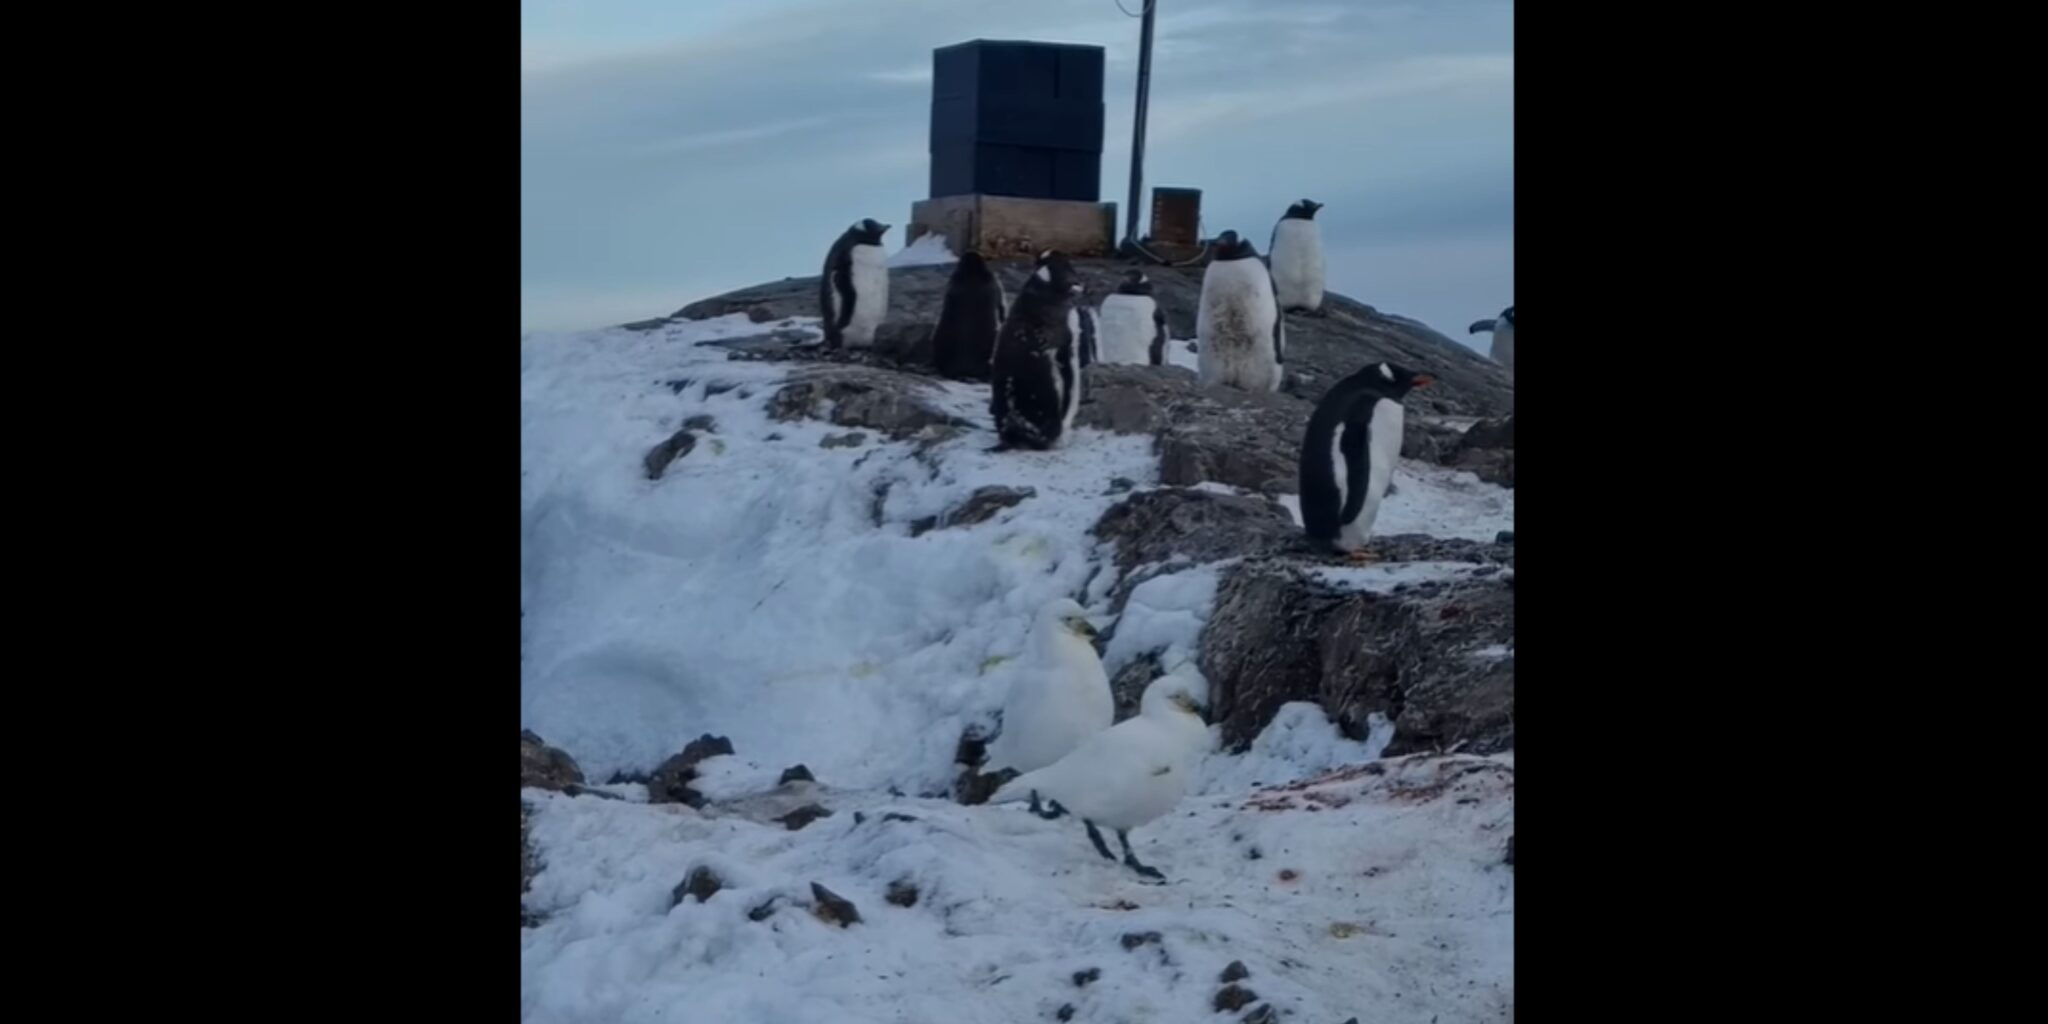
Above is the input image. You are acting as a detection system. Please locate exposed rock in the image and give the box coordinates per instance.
[646,734,736,807]
[1241,1005,1278,1024]
[642,429,697,481]
[520,800,537,917]
[809,882,862,928]
[1078,365,1310,495]
[820,431,868,449]
[1056,1005,1075,1022]
[1120,930,1164,950]
[776,803,835,831]
[882,812,919,823]
[1504,834,1515,867]
[909,485,1037,537]
[766,364,974,440]
[1496,530,1515,545]
[747,897,780,922]
[1220,960,1250,984]
[778,764,816,785]
[1093,487,1303,575]
[520,730,585,792]
[1108,649,1165,722]
[1073,967,1101,987]
[1462,415,1514,450]
[954,765,1018,806]
[1215,984,1259,1012]
[673,259,1512,420]
[682,413,718,433]
[1200,548,1514,753]
[672,866,723,907]
[885,878,920,907]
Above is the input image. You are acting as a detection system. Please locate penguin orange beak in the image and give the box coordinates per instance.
[1413,375,1435,388]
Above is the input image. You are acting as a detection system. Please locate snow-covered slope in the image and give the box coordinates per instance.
[521,312,1514,1023]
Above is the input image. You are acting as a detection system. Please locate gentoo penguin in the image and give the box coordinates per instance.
[988,672,1211,883]
[1298,360,1434,562]
[931,252,1006,381]
[818,218,891,350]
[990,251,1087,450]
[1095,270,1169,366]
[1268,199,1326,315]
[983,598,1112,784]
[1196,231,1285,392]
[1468,306,1515,375]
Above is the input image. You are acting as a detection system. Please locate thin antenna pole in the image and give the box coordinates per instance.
[1121,0,1157,247]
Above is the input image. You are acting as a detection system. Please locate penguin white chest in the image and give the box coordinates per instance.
[1341,398,1406,548]
[1270,220,1325,311]
[1196,261,1281,391]
[843,244,889,347]
[1490,323,1515,376]
[1096,294,1157,365]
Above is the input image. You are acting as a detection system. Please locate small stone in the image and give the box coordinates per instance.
[853,811,867,825]
[1241,1006,1277,1024]
[1495,530,1515,544]
[810,882,862,928]
[1278,869,1298,882]
[747,897,779,922]
[1220,960,1250,984]
[885,878,920,907]
[520,730,586,792]
[1247,846,1263,860]
[1073,967,1101,988]
[883,812,920,823]
[1504,834,1514,866]
[777,804,835,831]
[1214,984,1258,1012]
[779,764,816,785]
[1056,1005,1076,1022]
[1107,476,1136,494]
[820,431,868,449]
[672,866,722,907]
[642,429,698,480]
[1120,930,1164,950]
[681,734,736,763]
[682,414,718,432]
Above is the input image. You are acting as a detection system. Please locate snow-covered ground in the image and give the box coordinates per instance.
[521,313,1514,1023]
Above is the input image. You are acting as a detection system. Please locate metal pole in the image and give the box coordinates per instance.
[1122,0,1157,247]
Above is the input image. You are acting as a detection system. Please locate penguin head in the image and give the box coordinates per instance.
[1498,306,1514,327]
[954,251,989,277]
[1031,250,1084,297]
[1285,199,1324,220]
[1037,597,1098,641]
[851,219,891,246]
[1358,361,1435,395]
[1212,231,1257,261]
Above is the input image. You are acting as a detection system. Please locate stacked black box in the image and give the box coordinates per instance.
[929,40,1105,202]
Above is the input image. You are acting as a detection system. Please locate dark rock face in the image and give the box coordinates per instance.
[646,734,737,807]
[1448,414,1515,488]
[809,883,862,927]
[1220,960,1251,983]
[642,429,698,481]
[1091,487,1303,577]
[1215,984,1259,1012]
[776,803,835,831]
[885,878,920,907]
[766,365,974,440]
[778,764,816,785]
[521,730,585,792]
[908,485,1036,536]
[1079,365,1312,495]
[673,866,723,907]
[1199,545,1515,754]
[1107,649,1165,723]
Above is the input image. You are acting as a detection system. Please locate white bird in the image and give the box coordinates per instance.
[982,598,1113,795]
[988,672,1212,882]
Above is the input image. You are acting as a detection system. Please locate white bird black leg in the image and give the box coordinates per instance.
[1083,820,1117,861]
[1116,829,1167,883]
[1027,790,1068,820]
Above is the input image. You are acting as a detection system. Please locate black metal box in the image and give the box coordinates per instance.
[928,40,1105,201]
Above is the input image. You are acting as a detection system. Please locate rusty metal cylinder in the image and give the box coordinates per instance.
[1149,187,1201,245]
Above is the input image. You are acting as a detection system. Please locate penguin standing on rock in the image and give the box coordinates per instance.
[931,252,1006,381]
[990,251,1087,451]
[1298,361,1434,562]
[1095,270,1168,366]
[1268,199,1326,315]
[1197,231,1285,392]
[1469,306,1514,376]
[818,219,891,350]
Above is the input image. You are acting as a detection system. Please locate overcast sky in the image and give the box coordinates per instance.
[522,0,1513,345]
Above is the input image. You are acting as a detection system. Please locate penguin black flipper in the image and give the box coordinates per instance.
[817,235,849,348]
[833,263,858,333]
[1270,273,1287,367]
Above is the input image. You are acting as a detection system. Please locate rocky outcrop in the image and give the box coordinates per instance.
[766,364,974,441]
[1079,366,1313,495]
[1091,487,1304,577]
[647,734,737,808]
[1199,539,1515,754]
[521,730,585,791]
[910,485,1036,536]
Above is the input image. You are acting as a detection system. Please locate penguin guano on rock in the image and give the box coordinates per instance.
[818,218,891,350]
[1298,360,1434,562]
[1095,270,1168,366]
[989,251,1087,451]
[1197,231,1285,392]
[1469,305,1514,376]
[931,251,1006,381]
[1268,199,1326,315]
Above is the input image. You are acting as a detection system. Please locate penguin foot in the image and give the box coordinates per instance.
[1117,830,1167,883]
[1084,820,1117,861]
[1028,791,1068,820]
[1344,549,1380,564]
